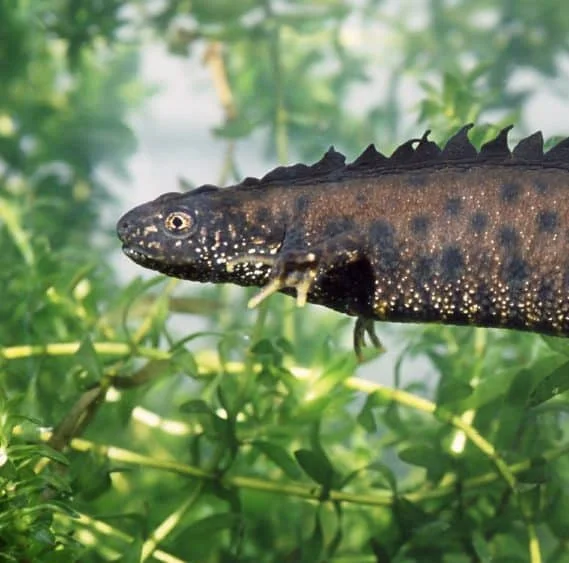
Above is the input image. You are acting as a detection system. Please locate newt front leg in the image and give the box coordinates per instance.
[225,249,322,307]
[226,231,384,358]
[246,249,320,308]
[227,232,366,308]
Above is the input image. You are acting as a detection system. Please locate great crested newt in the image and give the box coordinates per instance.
[117,125,569,355]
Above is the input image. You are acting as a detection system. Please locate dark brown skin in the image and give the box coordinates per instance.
[117,125,569,356]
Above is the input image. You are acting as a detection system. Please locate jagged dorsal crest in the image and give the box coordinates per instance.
[227,124,568,190]
[260,147,345,183]
[512,131,544,160]
[439,124,476,160]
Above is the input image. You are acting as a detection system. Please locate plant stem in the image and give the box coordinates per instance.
[55,512,185,563]
[55,434,569,509]
[139,445,227,562]
[1,341,170,361]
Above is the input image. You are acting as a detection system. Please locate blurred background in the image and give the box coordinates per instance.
[2,1,569,561]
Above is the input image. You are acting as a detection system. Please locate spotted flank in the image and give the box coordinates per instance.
[117,124,569,357]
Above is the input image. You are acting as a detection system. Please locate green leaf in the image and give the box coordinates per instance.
[8,444,68,466]
[311,354,357,397]
[548,482,569,539]
[517,457,548,484]
[119,537,143,563]
[0,196,34,265]
[204,481,242,515]
[356,394,377,432]
[186,513,240,537]
[302,512,323,562]
[275,337,294,355]
[409,519,453,548]
[462,366,520,409]
[367,461,398,492]
[369,538,391,562]
[340,460,397,492]
[75,335,103,381]
[436,375,473,405]
[394,497,430,529]
[295,393,339,422]
[250,338,284,365]
[250,338,278,356]
[471,530,492,561]
[251,441,301,479]
[494,368,534,447]
[528,360,569,407]
[71,453,111,501]
[398,445,442,471]
[327,503,344,558]
[542,335,569,356]
[506,368,535,406]
[294,448,336,489]
[179,399,215,416]
[518,485,541,519]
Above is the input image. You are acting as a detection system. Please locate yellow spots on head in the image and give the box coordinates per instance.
[143,225,158,235]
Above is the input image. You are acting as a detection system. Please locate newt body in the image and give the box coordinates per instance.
[117,125,569,352]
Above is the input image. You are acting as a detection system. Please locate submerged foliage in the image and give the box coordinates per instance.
[2,0,569,561]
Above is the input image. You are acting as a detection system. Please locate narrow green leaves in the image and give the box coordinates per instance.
[294,448,337,490]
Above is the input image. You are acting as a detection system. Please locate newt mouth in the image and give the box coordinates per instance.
[122,245,155,266]
[121,245,191,278]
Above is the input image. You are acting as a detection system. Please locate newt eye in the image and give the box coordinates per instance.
[164,211,192,234]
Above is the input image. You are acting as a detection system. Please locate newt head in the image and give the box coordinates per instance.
[116,185,285,285]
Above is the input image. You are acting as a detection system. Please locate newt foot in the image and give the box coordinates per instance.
[248,251,319,308]
[354,317,384,361]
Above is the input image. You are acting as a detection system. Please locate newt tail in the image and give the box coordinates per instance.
[117,124,569,356]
